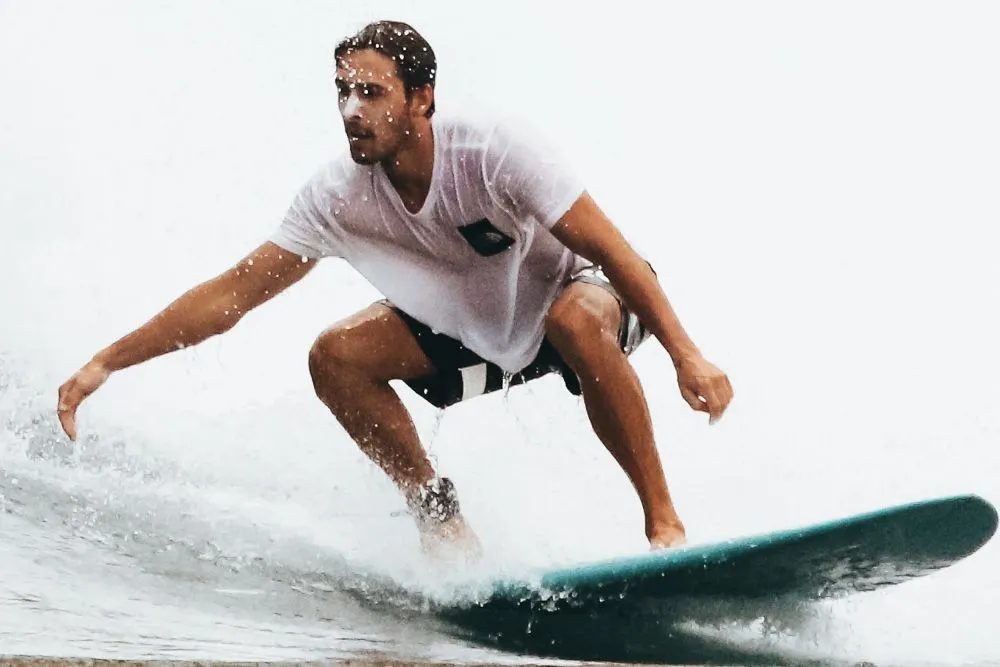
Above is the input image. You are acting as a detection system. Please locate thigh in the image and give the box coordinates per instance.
[547,278,623,342]
[312,302,436,382]
[537,267,653,396]
[561,265,652,354]
[384,303,509,409]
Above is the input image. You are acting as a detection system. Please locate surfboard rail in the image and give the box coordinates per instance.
[481,493,998,608]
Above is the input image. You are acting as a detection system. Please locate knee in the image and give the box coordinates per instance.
[308,326,361,394]
[545,290,618,359]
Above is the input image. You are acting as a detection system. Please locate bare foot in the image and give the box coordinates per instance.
[648,520,687,550]
[419,514,483,563]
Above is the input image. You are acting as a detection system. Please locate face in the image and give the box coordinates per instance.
[336,49,427,165]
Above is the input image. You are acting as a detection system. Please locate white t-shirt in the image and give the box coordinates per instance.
[269,112,588,373]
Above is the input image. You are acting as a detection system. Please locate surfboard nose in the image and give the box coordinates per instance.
[949,493,998,554]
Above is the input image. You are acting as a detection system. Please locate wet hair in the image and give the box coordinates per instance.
[334,20,437,118]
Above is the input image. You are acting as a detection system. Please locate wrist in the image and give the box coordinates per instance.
[671,346,702,370]
[90,350,117,374]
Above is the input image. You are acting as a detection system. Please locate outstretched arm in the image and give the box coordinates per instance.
[549,192,733,423]
[57,241,315,439]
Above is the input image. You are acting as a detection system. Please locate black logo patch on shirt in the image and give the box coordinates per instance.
[456,218,514,257]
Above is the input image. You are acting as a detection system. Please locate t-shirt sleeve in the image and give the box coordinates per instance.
[269,163,346,259]
[483,120,585,229]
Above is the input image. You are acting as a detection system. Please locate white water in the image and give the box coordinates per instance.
[2,1,999,664]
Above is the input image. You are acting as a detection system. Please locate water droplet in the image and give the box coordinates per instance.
[502,372,515,396]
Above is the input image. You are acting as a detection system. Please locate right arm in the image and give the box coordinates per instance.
[57,241,315,439]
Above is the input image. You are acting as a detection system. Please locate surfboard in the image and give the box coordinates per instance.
[434,493,997,659]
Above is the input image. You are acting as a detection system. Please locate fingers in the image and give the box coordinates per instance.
[705,375,734,424]
[56,362,110,441]
[680,386,709,414]
[705,385,725,424]
[57,381,79,441]
[58,409,77,441]
[680,373,734,424]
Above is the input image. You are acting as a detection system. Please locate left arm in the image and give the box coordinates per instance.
[549,192,734,422]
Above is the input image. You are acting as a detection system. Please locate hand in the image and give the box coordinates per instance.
[57,359,111,440]
[675,355,733,424]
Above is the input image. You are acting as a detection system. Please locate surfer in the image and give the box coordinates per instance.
[56,20,733,556]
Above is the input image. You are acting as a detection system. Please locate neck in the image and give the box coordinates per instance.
[382,118,435,213]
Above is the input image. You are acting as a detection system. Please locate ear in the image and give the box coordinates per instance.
[409,84,434,117]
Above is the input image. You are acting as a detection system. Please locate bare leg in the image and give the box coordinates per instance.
[308,303,479,555]
[546,283,686,549]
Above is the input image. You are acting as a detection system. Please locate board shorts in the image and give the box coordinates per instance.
[384,265,652,409]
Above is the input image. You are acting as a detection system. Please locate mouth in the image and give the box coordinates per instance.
[347,128,375,142]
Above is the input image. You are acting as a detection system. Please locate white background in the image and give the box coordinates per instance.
[1,1,998,663]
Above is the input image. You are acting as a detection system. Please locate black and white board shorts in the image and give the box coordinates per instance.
[383,266,652,409]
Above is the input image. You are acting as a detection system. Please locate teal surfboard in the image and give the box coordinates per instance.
[433,494,997,662]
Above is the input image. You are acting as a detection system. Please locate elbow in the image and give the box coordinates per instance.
[588,244,613,271]
[170,314,238,348]
[593,243,635,276]
[202,298,247,338]
[595,246,657,292]
[213,309,245,336]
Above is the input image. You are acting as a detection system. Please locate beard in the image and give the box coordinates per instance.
[348,141,382,165]
[347,113,413,166]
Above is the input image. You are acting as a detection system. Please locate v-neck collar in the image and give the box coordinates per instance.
[375,119,440,221]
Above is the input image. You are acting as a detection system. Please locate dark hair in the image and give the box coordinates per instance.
[334,20,437,118]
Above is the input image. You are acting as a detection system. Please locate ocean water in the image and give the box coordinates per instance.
[2,1,999,665]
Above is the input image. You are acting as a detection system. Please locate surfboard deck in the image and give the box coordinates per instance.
[441,493,997,616]
[424,494,997,662]
[326,494,995,662]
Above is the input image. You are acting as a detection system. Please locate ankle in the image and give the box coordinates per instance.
[407,476,461,527]
[646,514,685,540]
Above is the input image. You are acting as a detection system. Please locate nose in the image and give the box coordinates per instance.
[341,91,362,120]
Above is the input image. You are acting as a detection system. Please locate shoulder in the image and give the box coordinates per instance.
[439,110,578,194]
[297,151,372,204]
[283,151,374,235]
[433,109,541,159]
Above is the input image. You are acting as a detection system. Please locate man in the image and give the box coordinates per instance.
[57,20,733,555]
